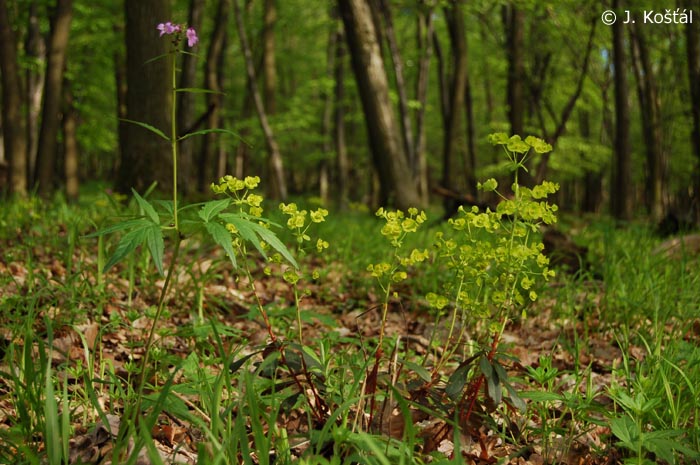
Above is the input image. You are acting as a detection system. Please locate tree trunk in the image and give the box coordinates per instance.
[178,0,205,194]
[580,108,602,213]
[263,0,277,114]
[233,0,287,200]
[534,21,596,183]
[0,0,28,196]
[199,0,229,193]
[35,0,72,197]
[378,0,414,173]
[441,2,469,204]
[503,3,524,136]
[118,0,172,195]
[334,23,350,210]
[630,23,664,221]
[63,79,79,202]
[610,0,632,220]
[338,0,421,209]
[685,0,700,223]
[25,2,45,184]
[320,13,338,205]
[414,3,433,203]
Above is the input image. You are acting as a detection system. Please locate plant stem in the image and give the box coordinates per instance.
[171,51,179,231]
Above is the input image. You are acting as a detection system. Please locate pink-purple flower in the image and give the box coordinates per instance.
[186,27,198,47]
[157,21,197,48]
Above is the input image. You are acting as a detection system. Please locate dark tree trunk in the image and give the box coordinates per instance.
[503,3,524,136]
[0,0,28,196]
[178,0,205,194]
[199,0,229,193]
[334,23,350,210]
[378,0,414,173]
[685,0,700,223]
[25,2,45,184]
[233,0,287,200]
[610,0,632,220]
[580,108,602,213]
[35,0,72,197]
[320,13,338,204]
[414,2,433,203]
[441,2,470,203]
[534,20,596,183]
[338,0,422,209]
[118,0,172,195]
[630,23,664,221]
[63,79,79,202]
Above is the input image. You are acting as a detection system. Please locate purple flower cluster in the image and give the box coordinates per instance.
[157,21,198,47]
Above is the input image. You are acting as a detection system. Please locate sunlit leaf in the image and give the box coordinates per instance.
[205,222,237,269]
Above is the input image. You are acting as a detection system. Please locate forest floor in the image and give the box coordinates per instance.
[0,195,699,465]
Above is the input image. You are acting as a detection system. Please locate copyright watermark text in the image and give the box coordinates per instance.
[601,8,694,25]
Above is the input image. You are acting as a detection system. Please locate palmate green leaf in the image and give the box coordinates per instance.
[103,221,152,272]
[205,221,237,269]
[120,118,169,141]
[132,189,160,224]
[610,416,638,448]
[198,199,230,223]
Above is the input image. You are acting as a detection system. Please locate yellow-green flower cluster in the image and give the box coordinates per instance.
[368,207,429,286]
[211,175,264,217]
[279,202,329,251]
[375,207,427,248]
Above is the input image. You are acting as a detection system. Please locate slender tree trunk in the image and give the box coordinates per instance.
[35,0,72,197]
[118,0,172,194]
[63,79,79,202]
[25,2,45,184]
[534,21,596,183]
[320,14,338,204]
[178,0,205,194]
[441,2,469,203]
[0,0,28,196]
[580,108,602,212]
[263,0,277,114]
[338,0,421,209]
[414,4,433,203]
[611,0,632,220]
[378,0,414,171]
[685,0,700,223]
[503,3,524,136]
[334,23,349,210]
[114,24,128,180]
[630,23,664,221]
[199,0,229,193]
[233,0,287,200]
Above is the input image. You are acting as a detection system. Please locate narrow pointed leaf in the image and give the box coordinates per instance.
[205,222,237,269]
[132,189,160,224]
[103,224,151,272]
[120,118,169,141]
[175,87,223,95]
[248,221,298,268]
[86,218,147,238]
[146,225,165,276]
[178,128,249,146]
[198,199,230,223]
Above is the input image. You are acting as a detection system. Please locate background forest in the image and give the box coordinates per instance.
[1,1,700,465]
[1,0,698,222]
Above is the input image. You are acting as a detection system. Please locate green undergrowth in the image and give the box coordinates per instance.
[1,178,699,464]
